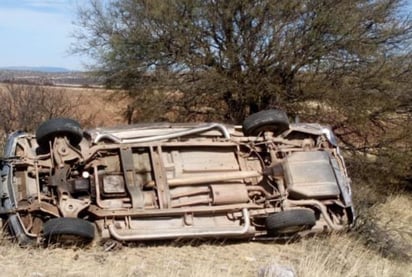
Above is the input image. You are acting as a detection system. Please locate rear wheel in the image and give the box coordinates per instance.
[43,217,95,245]
[266,209,316,235]
[36,118,83,149]
[243,109,289,136]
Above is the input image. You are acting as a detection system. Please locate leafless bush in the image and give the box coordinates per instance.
[0,84,90,147]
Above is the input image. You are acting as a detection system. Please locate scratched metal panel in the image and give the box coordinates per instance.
[175,148,240,173]
[283,151,340,199]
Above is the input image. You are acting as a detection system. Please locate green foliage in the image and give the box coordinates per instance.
[73,0,412,120]
[73,0,412,186]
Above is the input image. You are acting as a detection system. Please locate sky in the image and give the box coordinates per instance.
[0,0,87,70]
[0,0,411,71]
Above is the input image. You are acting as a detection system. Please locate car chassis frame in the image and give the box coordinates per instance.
[0,110,355,245]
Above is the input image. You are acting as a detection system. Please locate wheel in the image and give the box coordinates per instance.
[266,209,316,235]
[36,118,83,148]
[242,109,289,136]
[43,218,95,245]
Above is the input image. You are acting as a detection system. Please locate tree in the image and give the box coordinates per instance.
[73,0,412,190]
[73,0,412,122]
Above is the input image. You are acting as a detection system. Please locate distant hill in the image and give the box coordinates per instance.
[0,66,72,73]
[0,68,102,87]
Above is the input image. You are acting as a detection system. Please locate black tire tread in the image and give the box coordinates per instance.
[266,209,316,234]
[242,109,289,136]
[43,218,95,241]
[36,118,83,148]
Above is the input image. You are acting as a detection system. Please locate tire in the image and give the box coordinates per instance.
[43,218,95,244]
[242,109,289,136]
[266,209,316,235]
[36,118,83,148]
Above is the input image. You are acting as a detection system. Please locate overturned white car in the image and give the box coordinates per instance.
[0,110,355,245]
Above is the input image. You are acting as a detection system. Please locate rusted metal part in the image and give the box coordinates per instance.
[170,187,210,199]
[150,146,170,209]
[15,213,38,238]
[87,203,260,218]
[52,137,83,168]
[48,165,91,217]
[11,156,52,169]
[93,165,130,209]
[93,123,231,144]
[210,184,249,205]
[82,142,241,167]
[20,214,43,236]
[107,208,251,241]
[59,196,91,218]
[145,171,261,188]
[171,195,211,207]
[34,161,41,205]
[246,186,273,198]
[120,147,144,209]
[26,201,60,218]
[283,151,341,199]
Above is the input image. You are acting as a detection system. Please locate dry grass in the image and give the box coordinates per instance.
[0,232,410,277]
[43,86,128,127]
[0,83,128,128]
[373,194,412,247]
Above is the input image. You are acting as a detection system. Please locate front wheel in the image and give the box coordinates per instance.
[43,217,95,245]
[36,118,83,149]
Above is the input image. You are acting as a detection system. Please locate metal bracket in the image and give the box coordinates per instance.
[120,147,144,208]
[150,146,170,209]
[52,137,83,168]
[59,195,91,218]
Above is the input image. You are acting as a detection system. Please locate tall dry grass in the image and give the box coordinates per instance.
[0,231,410,277]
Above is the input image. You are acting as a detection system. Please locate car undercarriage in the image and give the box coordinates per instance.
[0,110,355,245]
